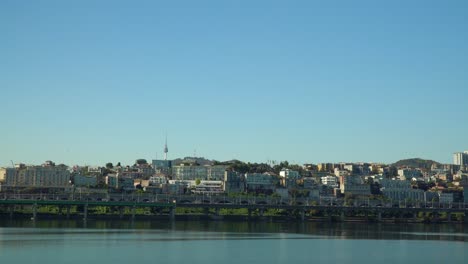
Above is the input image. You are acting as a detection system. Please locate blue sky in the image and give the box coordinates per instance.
[1,0,467,166]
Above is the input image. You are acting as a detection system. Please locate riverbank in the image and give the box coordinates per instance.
[1,212,466,224]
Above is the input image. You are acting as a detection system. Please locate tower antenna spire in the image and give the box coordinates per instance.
[164,133,168,160]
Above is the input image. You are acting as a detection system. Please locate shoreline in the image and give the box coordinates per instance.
[1,213,465,224]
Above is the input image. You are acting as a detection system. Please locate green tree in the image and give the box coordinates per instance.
[106,162,113,169]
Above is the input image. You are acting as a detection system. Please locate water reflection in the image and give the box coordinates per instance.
[0,219,466,242]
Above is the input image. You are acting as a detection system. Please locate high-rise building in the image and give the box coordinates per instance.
[453,152,468,166]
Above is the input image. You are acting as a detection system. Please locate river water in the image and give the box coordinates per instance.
[0,220,466,264]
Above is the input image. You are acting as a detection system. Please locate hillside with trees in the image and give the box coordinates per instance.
[392,158,441,169]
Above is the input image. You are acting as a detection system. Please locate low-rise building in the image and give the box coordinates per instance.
[342,184,371,196]
[106,174,134,191]
[149,176,168,185]
[245,173,275,191]
[172,164,208,180]
[382,189,425,202]
[279,169,300,188]
[152,159,172,175]
[439,192,454,203]
[398,168,422,181]
[207,165,229,180]
[73,174,97,187]
[1,163,70,188]
[192,181,224,195]
[338,174,370,195]
[0,168,16,184]
[279,169,300,179]
[302,177,317,189]
[223,171,245,193]
[334,168,350,177]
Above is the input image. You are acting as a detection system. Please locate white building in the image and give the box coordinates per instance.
[321,175,338,188]
[279,169,300,179]
[379,178,425,202]
[172,164,208,180]
[397,169,422,181]
[192,181,224,195]
[1,163,70,188]
[149,176,168,185]
[453,152,468,166]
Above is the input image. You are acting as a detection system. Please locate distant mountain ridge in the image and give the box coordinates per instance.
[392,158,441,169]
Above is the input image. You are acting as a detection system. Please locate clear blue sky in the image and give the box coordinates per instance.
[1,0,467,166]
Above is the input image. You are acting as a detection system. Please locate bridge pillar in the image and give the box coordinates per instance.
[83,204,88,221]
[413,212,418,222]
[465,213,468,223]
[32,203,37,221]
[259,208,264,217]
[131,206,136,220]
[447,212,452,223]
[215,208,220,216]
[300,210,305,222]
[248,209,252,219]
[377,211,382,222]
[340,211,345,222]
[169,207,175,221]
[66,206,71,219]
[204,208,210,216]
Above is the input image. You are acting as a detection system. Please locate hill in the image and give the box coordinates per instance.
[172,157,215,166]
[392,158,441,169]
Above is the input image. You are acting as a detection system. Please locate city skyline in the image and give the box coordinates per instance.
[1,1,468,167]
[2,145,467,168]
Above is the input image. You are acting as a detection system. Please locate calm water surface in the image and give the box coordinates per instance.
[0,220,466,264]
